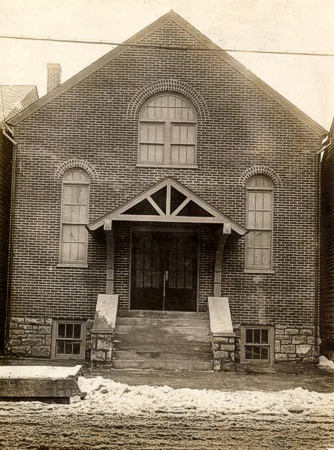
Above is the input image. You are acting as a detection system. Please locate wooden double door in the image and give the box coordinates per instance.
[131,230,198,311]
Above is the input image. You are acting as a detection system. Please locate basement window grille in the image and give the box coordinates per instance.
[52,320,86,359]
[241,326,273,363]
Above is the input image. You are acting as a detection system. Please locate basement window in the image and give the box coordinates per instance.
[51,320,86,359]
[240,326,274,363]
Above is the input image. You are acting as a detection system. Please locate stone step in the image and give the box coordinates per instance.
[112,358,213,371]
[117,310,208,319]
[114,342,212,353]
[114,332,211,345]
[113,350,212,361]
[115,325,210,337]
[116,317,209,327]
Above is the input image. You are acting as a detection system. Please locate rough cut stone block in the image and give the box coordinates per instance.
[299,329,313,335]
[307,336,315,344]
[214,350,229,359]
[212,342,220,351]
[11,318,25,324]
[213,360,221,372]
[275,353,288,361]
[281,345,296,353]
[45,318,53,326]
[91,350,106,361]
[96,336,113,351]
[12,346,31,355]
[275,340,281,352]
[25,318,45,325]
[31,346,50,357]
[292,335,307,344]
[285,329,299,335]
[22,338,42,346]
[220,344,235,352]
[38,326,52,335]
[296,345,311,357]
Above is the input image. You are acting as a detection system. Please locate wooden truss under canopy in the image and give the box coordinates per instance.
[88,177,246,235]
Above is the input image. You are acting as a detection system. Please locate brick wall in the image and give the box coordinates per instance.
[321,130,334,358]
[0,131,12,351]
[8,19,322,360]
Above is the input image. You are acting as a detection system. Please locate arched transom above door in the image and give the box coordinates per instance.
[88,178,246,235]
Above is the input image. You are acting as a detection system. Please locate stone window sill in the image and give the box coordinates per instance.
[57,264,89,269]
[244,270,275,274]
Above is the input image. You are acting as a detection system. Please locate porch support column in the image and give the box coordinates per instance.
[104,219,114,295]
[213,223,231,297]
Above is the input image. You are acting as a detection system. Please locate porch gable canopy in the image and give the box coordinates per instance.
[88,177,246,235]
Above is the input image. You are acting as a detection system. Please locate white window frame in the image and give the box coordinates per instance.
[137,93,197,168]
[58,168,90,267]
[245,175,274,273]
[51,320,86,360]
[240,326,274,364]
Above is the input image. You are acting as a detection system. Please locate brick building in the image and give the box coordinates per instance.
[6,12,326,370]
[321,120,334,360]
[0,85,38,352]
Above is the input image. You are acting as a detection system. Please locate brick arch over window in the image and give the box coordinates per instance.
[127,79,210,120]
[55,159,98,180]
[239,166,281,188]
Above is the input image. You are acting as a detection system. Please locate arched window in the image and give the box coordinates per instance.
[60,169,90,266]
[245,175,274,272]
[138,93,197,166]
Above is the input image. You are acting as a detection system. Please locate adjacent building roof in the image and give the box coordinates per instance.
[0,85,38,123]
[8,10,326,136]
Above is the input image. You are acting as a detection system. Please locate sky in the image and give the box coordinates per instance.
[0,0,333,129]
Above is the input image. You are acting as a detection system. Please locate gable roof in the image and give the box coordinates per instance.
[0,85,38,123]
[8,10,326,136]
[88,177,246,235]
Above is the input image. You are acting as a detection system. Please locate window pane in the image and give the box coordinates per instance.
[58,323,65,338]
[253,329,261,343]
[73,342,81,355]
[65,324,74,338]
[74,324,81,339]
[245,346,253,359]
[246,329,253,343]
[260,347,269,360]
[56,340,65,354]
[261,329,269,343]
[65,341,73,354]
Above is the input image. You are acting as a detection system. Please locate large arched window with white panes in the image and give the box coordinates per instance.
[245,175,274,272]
[60,168,90,266]
[138,93,197,167]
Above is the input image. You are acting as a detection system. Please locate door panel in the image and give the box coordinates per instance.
[131,231,198,311]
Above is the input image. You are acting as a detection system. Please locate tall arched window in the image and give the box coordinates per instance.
[245,175,274,272]
[60,169,90,266]
[138,93,197,166]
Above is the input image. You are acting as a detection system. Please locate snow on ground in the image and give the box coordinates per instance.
[71,377,334,417]
[0,376,333,418]
[319,355,334,369]
[0,365,82,379]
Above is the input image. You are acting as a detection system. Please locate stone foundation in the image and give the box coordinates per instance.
[274,325,319,363]
[211,336,236,371]
[90,331,114,365]
[8,317,53,358]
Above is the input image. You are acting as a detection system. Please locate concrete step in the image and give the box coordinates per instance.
[116,317,209,327]
[114,332,211,345]
[114,342,212,353]
[117,310,208,319]
[113,350,212,361]
[115,325,210,337]
[112,358,213,371]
